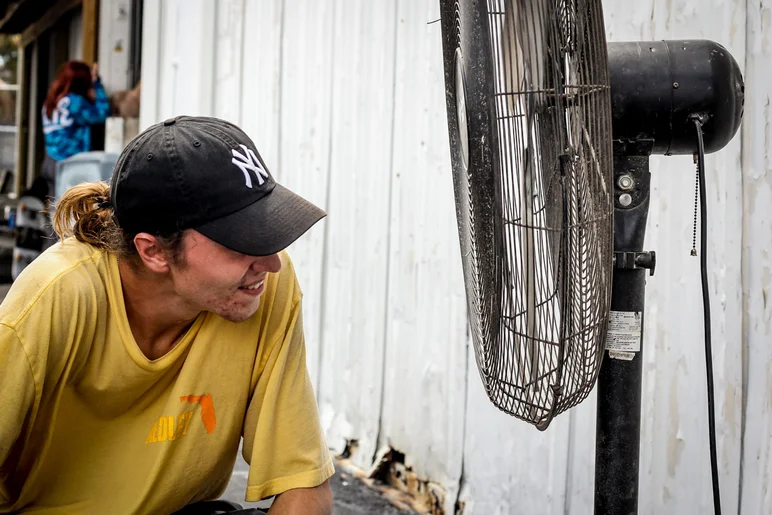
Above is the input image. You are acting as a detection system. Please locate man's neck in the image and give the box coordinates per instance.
[117,260,200,360]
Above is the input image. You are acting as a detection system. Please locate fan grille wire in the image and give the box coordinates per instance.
[463,0,614,429]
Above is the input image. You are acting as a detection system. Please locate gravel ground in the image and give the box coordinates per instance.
[223,450,416,514]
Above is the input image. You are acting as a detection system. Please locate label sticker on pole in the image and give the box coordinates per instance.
[606,311,642,360]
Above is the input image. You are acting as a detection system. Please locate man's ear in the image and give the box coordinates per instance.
[133,233,172,273]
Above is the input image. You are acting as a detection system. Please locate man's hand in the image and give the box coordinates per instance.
[267,480,333,515]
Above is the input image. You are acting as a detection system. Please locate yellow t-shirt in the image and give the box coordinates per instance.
[0,239,334,514]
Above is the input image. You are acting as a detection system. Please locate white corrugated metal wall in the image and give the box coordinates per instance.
[138,1,771,513]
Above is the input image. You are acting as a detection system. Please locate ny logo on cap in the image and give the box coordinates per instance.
[232,144,269,188]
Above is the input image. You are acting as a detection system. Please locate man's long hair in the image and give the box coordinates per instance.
[53,182,186,268]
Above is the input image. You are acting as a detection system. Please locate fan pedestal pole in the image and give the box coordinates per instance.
[595,155,654,515]
[438,5,745,508]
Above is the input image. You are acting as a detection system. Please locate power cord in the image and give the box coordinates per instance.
[691,116,722,515]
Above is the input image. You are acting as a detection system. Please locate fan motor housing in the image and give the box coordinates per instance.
[608,40,744,156]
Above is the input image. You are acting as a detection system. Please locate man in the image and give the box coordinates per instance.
[0,116,334,514]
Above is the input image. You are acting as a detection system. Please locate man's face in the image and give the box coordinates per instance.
[168,230,282,322]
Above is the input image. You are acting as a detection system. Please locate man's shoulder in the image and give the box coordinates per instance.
[24,238,106,284]
[275,249,301,293]
[260,250,303,315]
[0,239,109,326]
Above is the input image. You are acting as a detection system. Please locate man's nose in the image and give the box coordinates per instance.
[250,253,282,274]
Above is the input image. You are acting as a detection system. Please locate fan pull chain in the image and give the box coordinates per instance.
[691,153,700,256]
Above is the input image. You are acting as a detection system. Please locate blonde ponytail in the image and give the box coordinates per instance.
[52,181,120,251]
[52,181,187,268]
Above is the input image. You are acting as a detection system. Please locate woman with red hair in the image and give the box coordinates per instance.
[40,60,110,197]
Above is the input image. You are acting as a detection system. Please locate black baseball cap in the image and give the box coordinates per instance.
[109,115,326,256]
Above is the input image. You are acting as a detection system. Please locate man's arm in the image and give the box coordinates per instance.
[0,325,36,506]
[241,254,335,503]
[267,480,333,515]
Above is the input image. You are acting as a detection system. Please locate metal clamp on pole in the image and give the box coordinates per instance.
[595,155,651,515]
[613,251,656,276]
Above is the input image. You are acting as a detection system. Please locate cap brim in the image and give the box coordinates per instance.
[195,184,326,256]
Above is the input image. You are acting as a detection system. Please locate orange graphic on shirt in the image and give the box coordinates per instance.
[180,394,217,434]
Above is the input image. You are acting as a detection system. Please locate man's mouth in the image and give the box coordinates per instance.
[239,279,265,291]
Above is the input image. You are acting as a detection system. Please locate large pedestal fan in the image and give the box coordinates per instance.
[437,1,744,513]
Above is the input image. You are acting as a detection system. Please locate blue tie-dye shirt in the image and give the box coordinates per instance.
[42,80,110,161]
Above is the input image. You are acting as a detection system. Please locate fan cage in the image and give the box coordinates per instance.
[453,0,614,429]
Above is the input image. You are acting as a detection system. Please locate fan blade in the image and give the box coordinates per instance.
[501,0,548,115]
